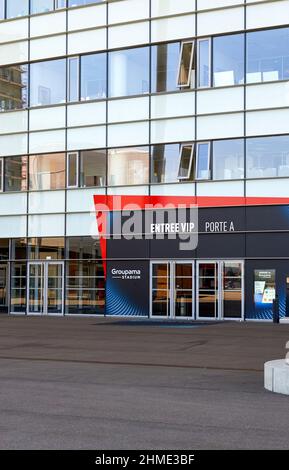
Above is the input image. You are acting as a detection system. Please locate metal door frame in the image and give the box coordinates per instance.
[196,260,244,321]
[27,261,64,316]
[150,260,194,320]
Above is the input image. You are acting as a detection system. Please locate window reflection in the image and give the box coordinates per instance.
[30,0,54,14]
[30,59,66,107]
[151,43,181,93]
[29,153,66,190]
[108,147,149,186]
[213,139,244,180]
[109,47,149,98]
[80,150,106,187]
[6,0,28,18]
[151,144,180,183]
[247,28,289,83]
[80,53,107,101]
[4,156,28,192]
[0,65,28,111]
[28,237,65,260]
[213,34,245,86]
[247,136,289,179]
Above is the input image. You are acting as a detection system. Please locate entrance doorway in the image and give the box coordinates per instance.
[197,260,244,320]
[27,261,64,315]
[150,261,194,319]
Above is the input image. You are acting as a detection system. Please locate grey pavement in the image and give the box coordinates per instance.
[0,316,288,450]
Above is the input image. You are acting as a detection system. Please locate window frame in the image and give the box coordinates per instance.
[196,142,211,181]
[177,143,194,180]
[176,41,195,89]
[67,151,79,189]
[0,157,3,192]
[67,56,79,103]
[197,37,211,88]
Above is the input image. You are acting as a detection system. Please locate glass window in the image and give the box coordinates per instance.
[247,28,289,83]
[29,153,65,190]
[151,144,181,183]
[30,59,66,107]
[55,0,66,7]
[4,156,27,192]
[6,0,29,18]
[213,139,244,180]
[79,150,106,187]
[0,65,28,111]
[0,0,4,19]
[28,237,65,260]
[213,34,244,86]
[68,0,99,6]
[66,260,105,315]
[30,0,54,14]
[0,158,3,192]
[80,53,107,101]
[196,143,210,180]
[108,147,149,186]
[177,144,194,180]
[177,41,195,88]
[68,57,79,102]
[0,239,9,260]
[198,39,210,87]
[66,237,101,259]
[67,152,78,188]
[151,43,181,93]
[11,238,27,260]
[246,135,289,179]
[109,47,149,98]
[10,262,26,312]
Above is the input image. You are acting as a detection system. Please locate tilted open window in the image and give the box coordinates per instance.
[177,41,195,88]
[177,144,194,180]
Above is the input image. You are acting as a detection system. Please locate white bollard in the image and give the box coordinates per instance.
[264,360,289,395]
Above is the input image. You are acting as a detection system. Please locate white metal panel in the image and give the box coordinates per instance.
[67,102,106,127]
[197,87,244,115]
[29,130,65,153]
[150,183,196,196]
[30,11,66,37]
[151,92,195,119]
[197,113,244,140]
[108,22,149,49]
[246,82,289,110]
[151,15,195,42]
[151,0,196,17]
[246,179,289,197]
[30,35,66,61]
[0,193,27,215]
[68,29,106,55]
[108,97,149,123]
[0,215,26,237]
[197,7,244,36]
[150,117,195,144]
[0,133,27,156]
[198,0,243,9]
[66,212,98,237]
[247,1,289,29]
[29,107,66,131]
[28,214,65,237]
[107,185,149,195]
[108,122,149,147]
[67,126,106,151]
[68,3,107,31]
[0,18,28,43]
[196,181,244,197]
[0,41,28,66]
[28,191,65,214]
[66,187,105,213]
[0,111,28,134]
[246,109,289,136]
[109,0,149,24]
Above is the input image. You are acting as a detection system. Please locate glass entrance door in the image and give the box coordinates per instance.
[28,262,64,315]
[197,260,243,320]
[151,261,194,319]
